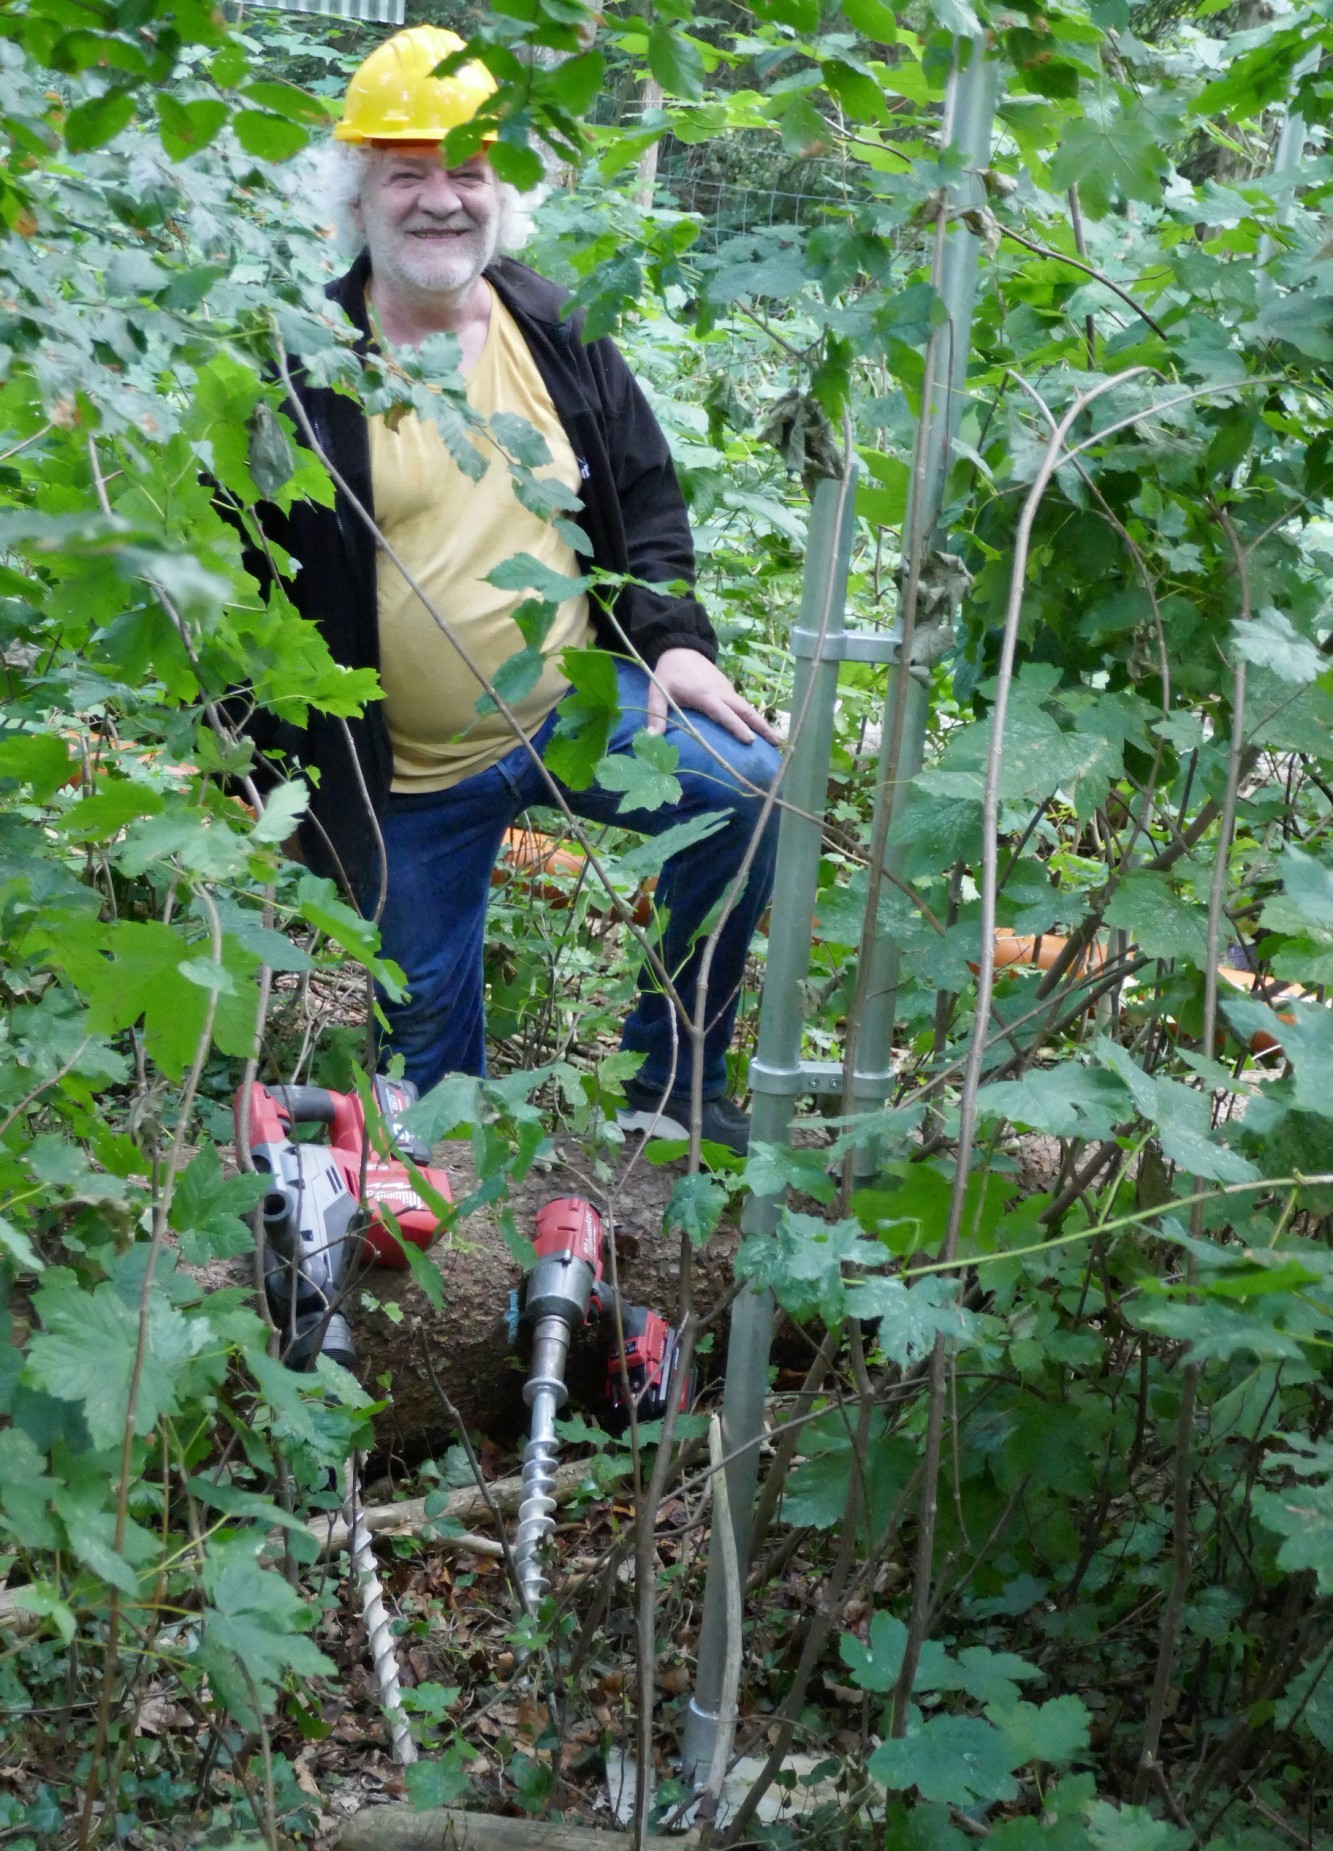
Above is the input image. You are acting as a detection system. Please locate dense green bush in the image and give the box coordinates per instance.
[1,0,1332,1844]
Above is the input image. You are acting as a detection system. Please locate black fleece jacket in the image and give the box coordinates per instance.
[249,251,716,896]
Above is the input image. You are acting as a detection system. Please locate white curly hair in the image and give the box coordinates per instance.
[309,140,545,257]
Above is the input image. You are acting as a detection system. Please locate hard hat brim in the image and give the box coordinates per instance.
[332,128,499,147]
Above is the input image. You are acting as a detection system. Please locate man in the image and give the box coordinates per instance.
[257,26,780,1153]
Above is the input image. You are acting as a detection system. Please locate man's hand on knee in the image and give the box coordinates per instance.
[646,647,782,747]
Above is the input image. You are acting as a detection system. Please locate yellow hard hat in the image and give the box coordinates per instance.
[334,25,497,145]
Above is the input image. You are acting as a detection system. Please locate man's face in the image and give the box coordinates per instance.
[355,146,501,303]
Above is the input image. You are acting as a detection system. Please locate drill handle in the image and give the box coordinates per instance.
[269,1084,338,1127]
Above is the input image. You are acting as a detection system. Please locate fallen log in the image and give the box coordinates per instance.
[338,1806,697,1851]
[311,1458,596,1560]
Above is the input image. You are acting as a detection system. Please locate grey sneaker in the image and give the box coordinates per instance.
[617,1082,750,1156]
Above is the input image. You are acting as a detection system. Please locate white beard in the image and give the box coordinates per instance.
[365,215,499,304]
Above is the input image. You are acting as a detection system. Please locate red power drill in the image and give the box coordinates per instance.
[235,1078,452,1370]
[605,1303,695,1432]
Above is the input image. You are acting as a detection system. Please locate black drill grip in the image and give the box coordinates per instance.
[269,1084,338,1126]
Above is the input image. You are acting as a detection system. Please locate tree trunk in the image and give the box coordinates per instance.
[634,77,665,210]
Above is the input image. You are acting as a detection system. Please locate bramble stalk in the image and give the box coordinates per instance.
[889,368,1150,1729]
[1136,502,1254,1799]
[77,888,223,1851]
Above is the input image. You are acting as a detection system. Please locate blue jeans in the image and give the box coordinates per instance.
[375,659,781,1101]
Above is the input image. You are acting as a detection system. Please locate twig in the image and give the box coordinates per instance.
[240,1665,281,1850]
[76,887,224,1851]
[888,369,1150,1732]
[1000,220,1168,339]
[632,1303,699,1849]
[717,1325,875,1848]
[417,1325,525,1606]
[696,1415,743,1849]
[0,1039,91,1142]
[1137,502,1253,1801]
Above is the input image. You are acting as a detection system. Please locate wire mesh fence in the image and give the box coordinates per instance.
[247,0,404,24]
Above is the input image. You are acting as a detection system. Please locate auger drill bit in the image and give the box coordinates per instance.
[515,1196,604,1614]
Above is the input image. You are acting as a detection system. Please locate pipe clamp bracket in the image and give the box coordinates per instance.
[791,626,903,664]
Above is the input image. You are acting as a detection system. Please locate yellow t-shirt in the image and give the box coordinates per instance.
[371,295,593,791]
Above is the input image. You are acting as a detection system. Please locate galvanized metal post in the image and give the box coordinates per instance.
[848,40,999,1163]
[679,33,999,1795]
[679,463,858,1786]
[1256,41,1315,271]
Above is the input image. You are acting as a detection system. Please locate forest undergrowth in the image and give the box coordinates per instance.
[2,0,1333,1847]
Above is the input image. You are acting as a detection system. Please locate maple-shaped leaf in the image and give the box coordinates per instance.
[1049,92,1168,217]
[594,730,682,816]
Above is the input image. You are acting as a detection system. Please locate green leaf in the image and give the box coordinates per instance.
[664,1172,729,1246]
[64,89,136,153]
[737,1210,885,1325]
[1084,1801,1191,1851]
[594,731,682,816]
[989,1695,1092,1768]
[488,136,547,191]
[401,1236,445,1314]
[841,0,899,42]
[242,80,330,125]
[1223,997,1333,1117]
[0,1215,44,1273]
[488,413,551,470]
[232,110,308,162]
[1261,845,1333,940]
[155,93,228,159]
[9,1583,75,1645]
[1251,1483,1333,1591]
[743,1140,836,1205]
[1232,608,1323,685]
[54,1476,158,1596]
[977,1064,1129,1142]
[855,448,910,527]
[869,1714,1022,1805]
[1248,289,1333,363]
[543,50,605,116]
[477,643,545,712]
[951,1646,1042,1710]
[841,1611,953,1694]
[0,1431,59,1550]
[608,813,727,885]
[247,400,295,499]
[783,1419,916,1533]
[930,0,982,33]
[1193,27,1309,121]
[752,0,821,27]
[846,1274,974,1367]
[199,1534,334,1727]
[545,648,620,790]
[61,780,165,840]
[178,956,236,994]
[1104,871,1209,964]
[406,1749,476,1811]
[0,732,75,802]
[1048,92,1168,218]
[24,1281,180,1450]
[1131,1297,1311,1367]
[486,552,591,604]
[403,1073,481,1145]
[170,1144,266,1266]
[647,22,706,101]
